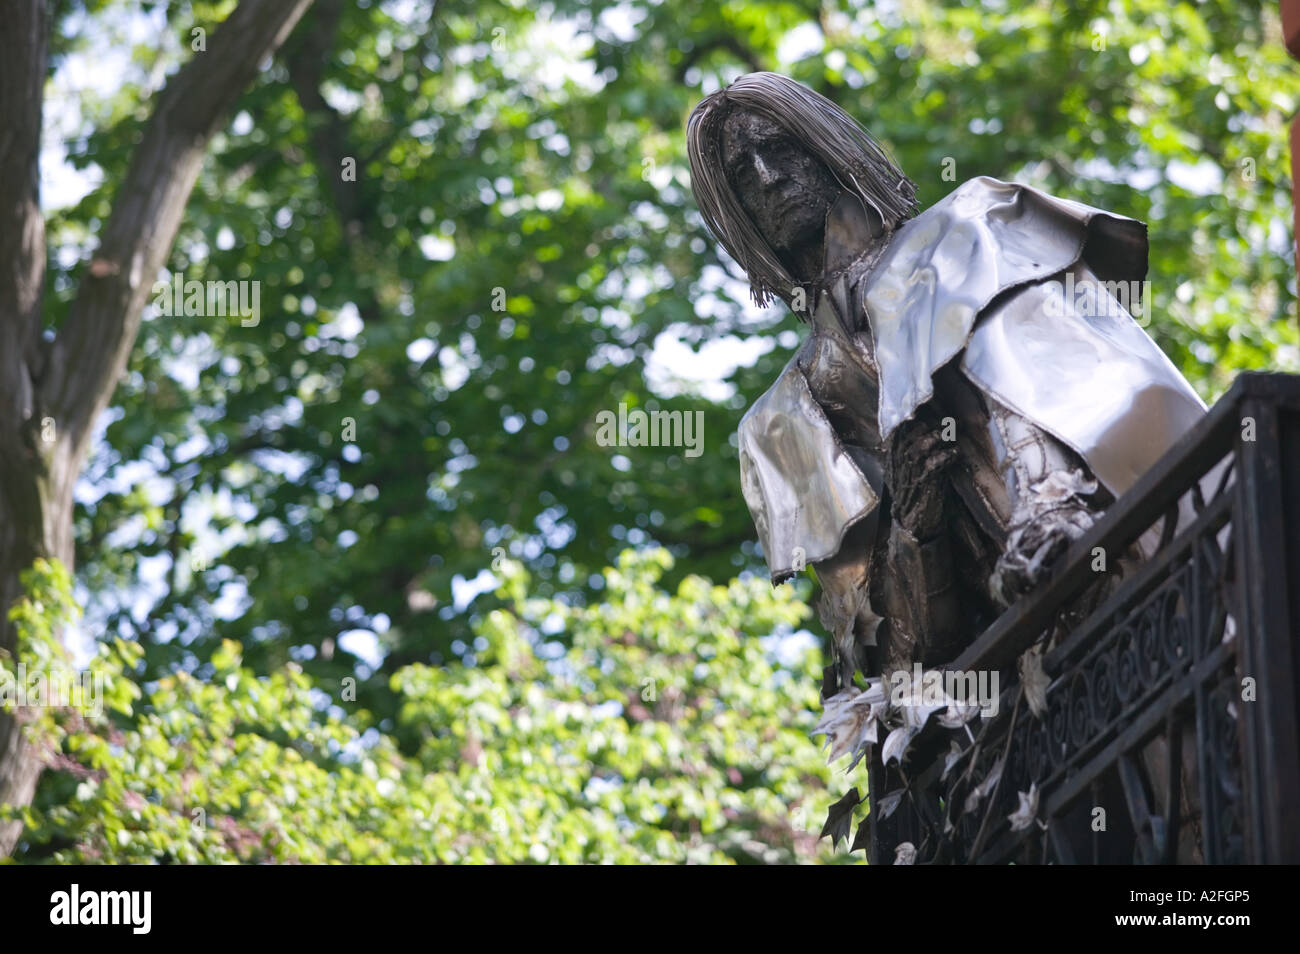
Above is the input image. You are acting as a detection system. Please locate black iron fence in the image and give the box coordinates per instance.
[868,372,1300,864]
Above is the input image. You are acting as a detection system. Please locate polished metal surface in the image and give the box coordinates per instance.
[961,258,1206,498]
[738,347,879,581]
[738,195,886,582]
[864,176,1156,441]
[739,177,1205,583]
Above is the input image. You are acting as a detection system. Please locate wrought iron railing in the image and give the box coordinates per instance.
[868,372,1300,864]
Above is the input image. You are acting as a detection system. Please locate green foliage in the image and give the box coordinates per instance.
[34,0,1300,862]
[11,551,855,863]
[3,560,79,686]
[56,0,1299,716]
[1,560,142,751]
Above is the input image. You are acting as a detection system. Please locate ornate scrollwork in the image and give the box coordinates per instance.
[873,382,1300,866]
[888,452,1246,863]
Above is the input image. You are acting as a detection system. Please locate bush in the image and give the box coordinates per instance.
[7,551,855,864]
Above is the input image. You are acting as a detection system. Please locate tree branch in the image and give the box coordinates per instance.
[0,0,49,433]
[41,0,315,468]
[283,0,390,328]
[675,35,766,83]
[284,0,362,231]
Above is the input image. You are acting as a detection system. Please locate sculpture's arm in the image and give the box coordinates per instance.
[812,405,972,685]
[811,513,880,691]
[876,409,966,671]
[880,518,965,672]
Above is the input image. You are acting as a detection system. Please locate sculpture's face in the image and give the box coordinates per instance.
[721,109,841,279]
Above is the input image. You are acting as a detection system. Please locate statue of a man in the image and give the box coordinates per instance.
[687,73,1206,692]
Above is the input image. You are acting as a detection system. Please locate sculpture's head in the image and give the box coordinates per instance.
[719,109,841,282]
[687,72,918,309]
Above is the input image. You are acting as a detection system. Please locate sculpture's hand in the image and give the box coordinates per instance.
[886,410,957,539]
[990,469,1101,606]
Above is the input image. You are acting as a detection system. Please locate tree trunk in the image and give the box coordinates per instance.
[0,0,314,858]
[0,0,55,859]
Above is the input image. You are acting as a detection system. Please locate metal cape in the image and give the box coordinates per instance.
[738,360,881,584]
[738,176,1206,581]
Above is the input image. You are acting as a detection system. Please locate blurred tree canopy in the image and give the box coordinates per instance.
[14,0,1298,860]
[56,0,1300,719]
[9,551,851,863]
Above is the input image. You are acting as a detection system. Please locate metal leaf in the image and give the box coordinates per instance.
[877,788,905,820]
[1018,644,1051,719]
[819,788,861,847]
[1007,783,1040,832]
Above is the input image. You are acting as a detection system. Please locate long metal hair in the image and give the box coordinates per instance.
[687,72,918,309]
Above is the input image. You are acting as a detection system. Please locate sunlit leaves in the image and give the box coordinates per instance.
[16,551,853,864]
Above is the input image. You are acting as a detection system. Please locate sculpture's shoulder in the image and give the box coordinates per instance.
[739,331,878,450]
[886,176,1024,234]
[737,341,811,438]
[862,176,1152,438]
[933,174,1144,219]
[933,174,1017,211]
[877,176,1147,275]
[738,340,880,581]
